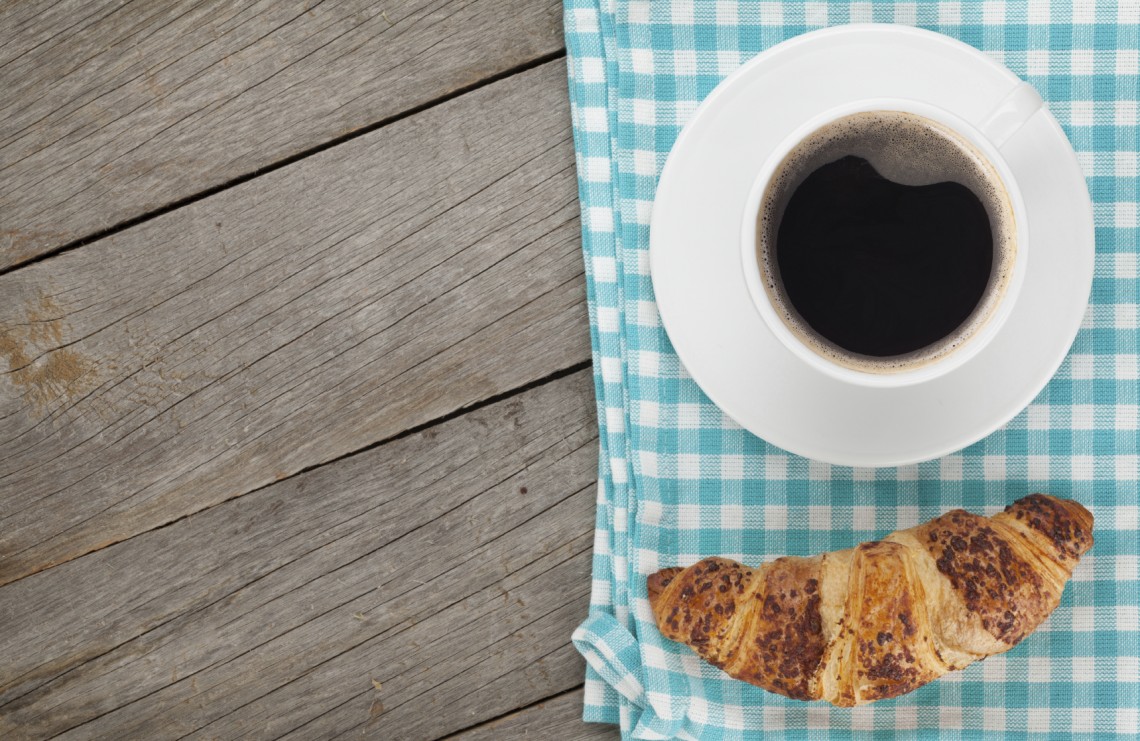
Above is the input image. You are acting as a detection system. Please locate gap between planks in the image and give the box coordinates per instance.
[0,48,566,281]
[446,684,621,741]
[442,683,584,738]
[0,0,568,269]
[85,358,591,564]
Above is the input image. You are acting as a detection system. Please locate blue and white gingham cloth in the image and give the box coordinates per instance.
[564,1,1140,739]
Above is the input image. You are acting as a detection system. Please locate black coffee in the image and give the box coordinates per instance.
[758,111,1015,373]
[776,155,992,357]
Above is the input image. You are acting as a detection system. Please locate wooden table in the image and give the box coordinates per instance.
[0,2,617,738]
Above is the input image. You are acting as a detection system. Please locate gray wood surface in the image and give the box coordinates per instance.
[1,6,606,739]
[0,0,564,269]
[452,688,621,740]
[0,370,596,738]
[0,59,589,587]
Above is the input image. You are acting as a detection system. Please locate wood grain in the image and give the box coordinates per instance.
[0,0,564,269]
[451,687,620,740]
[0,369,597,739]
[0,59,588,586]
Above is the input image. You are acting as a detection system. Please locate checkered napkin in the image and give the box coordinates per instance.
[563,1,1139,738]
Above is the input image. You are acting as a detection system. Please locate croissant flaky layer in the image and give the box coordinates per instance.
[647,494,1093,706]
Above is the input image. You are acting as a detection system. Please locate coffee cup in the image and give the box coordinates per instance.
[741,86,1043,388]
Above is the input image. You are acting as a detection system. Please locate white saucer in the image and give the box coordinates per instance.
[650,25,1094,467]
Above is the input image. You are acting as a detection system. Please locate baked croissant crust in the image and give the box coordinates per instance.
[647,494,1093,706]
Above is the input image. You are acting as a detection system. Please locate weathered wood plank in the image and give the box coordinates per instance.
[0,59,588,586]
[451,687,620,740]
[0,370,597,739]
[0,0,565,269]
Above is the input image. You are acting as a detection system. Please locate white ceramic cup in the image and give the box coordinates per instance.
[740,84,1044,388]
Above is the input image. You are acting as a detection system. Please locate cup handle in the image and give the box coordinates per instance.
[978,82,1045,150]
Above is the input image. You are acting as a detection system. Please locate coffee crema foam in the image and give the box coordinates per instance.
[758,110,1017,373]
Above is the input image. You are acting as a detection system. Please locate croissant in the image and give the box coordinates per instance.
[647,494,1092,706]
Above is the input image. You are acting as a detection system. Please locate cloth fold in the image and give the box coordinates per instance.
[564,1,1139,738]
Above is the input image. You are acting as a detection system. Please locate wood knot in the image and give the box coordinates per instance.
[1,292,98,415]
